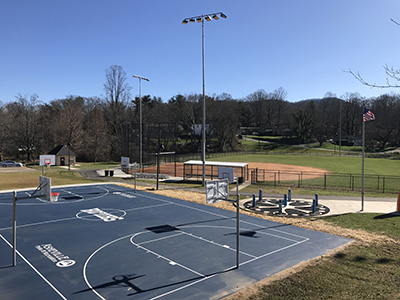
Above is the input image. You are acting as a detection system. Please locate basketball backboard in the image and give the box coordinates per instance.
[206,179,229,204]
[39,176,51,201]
[39,155,56,166]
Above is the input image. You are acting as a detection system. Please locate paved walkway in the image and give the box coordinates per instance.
[238,193,398,216]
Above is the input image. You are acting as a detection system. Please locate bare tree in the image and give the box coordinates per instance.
[103,65,131,160]
[5,94,41,161]
[347,18,400,88]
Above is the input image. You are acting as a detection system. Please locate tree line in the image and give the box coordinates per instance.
[1,65,400,163]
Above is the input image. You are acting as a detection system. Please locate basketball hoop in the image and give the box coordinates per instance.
[44,158,51,167]
[50,192,60,202]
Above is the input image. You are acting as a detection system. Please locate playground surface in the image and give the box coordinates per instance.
[0,183,351,300]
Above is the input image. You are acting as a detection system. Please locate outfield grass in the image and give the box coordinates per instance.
[211,153,400,176]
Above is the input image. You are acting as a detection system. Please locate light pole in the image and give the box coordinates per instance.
[182,12,227,186]
[132,74,150,170]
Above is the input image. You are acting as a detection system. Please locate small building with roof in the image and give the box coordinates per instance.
[48,144,77,166]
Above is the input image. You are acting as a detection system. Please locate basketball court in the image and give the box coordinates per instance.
[0,183,351,299]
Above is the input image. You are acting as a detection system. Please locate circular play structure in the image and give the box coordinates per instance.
[242,189,330,217]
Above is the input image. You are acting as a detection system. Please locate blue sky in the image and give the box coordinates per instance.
[1,0,400,103]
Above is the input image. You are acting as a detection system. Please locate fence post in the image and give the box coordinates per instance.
[377,175,380,191]
[349,174,352,189]
[298,174,301,188]
[274,172,277,186]
[324,173,327,189]
[383,177,385,193]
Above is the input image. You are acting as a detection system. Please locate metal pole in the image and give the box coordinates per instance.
[156,152,160,191]
[134,163,137,193]
[236,174,240,269]
[68,145,70,171]
[201,16,206,187]
[133,75,149,172]
[12,191,16,266]
[339,100,342,157]
[361,106,365,211]
[139,78,143,169]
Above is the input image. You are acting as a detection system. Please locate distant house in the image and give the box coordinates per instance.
[48,145,77,166]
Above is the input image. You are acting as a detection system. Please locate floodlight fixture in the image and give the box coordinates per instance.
[182,19,188,24]
[212,14,219,20]
[189,18,195,23]
[205,15,212,21]
[196,17,202,23]
[220,12,227,18]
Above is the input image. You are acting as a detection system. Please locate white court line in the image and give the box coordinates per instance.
[149,274,219,300]
[0,185,111,206]
[0,216,77,231]
[129,224,309,300]
[240,238,309,266]
[180,230,256,258]
[130,232,206,277]
[139,192,310,242]
[136,229,257,259]
[61,188,84,198]
[124,202,171,212]
[83,234,132,300]
[137,232,185,245]
[0,234,67,300]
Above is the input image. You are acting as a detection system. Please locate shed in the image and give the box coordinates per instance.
[183,160,248,182]
[48,145,77,166]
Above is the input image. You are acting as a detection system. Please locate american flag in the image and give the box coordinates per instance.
[363,108,375,122]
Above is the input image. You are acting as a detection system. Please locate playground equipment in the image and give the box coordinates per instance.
[244,189,329,217]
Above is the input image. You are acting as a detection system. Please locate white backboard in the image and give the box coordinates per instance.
[39,176,51,201]
[39,155,56,166]
[206,179,229,204]
[121,156,130,168]
[218,167,234,183]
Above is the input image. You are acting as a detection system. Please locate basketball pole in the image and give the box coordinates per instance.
[12,191,16,266]
[236,174,240,269]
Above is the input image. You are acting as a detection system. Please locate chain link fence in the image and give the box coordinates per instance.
[249,169,400,194]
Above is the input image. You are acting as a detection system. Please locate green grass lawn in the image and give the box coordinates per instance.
[323,213,400,240]
[311,142,362,152]
[0,167,99,190]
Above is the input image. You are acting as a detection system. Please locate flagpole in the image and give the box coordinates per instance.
[361,104,375,212]
[361,105,365,211]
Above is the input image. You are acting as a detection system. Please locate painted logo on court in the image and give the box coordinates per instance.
[36,244,76,268]
[113,191,136,198]
[77,208,126,222]
[56,259,76,268]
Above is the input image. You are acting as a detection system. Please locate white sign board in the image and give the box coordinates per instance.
[39,155,56,166]
[218,167,234,183]
[121,156,130,168]
[206,179,229,204]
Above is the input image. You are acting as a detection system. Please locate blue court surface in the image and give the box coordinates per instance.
[0,183,351,300]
